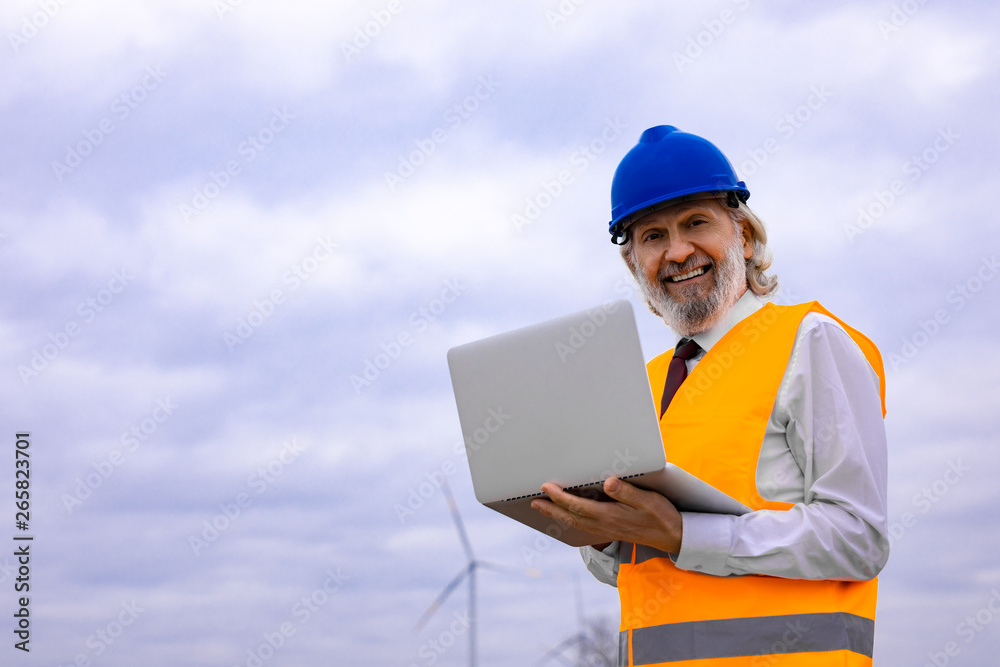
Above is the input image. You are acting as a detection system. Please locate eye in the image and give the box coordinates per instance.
[642,231,662,243]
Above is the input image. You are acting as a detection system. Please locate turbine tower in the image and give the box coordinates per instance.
[533,575,616,666]
[414,478,505,667]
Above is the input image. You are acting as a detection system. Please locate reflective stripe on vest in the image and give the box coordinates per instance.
[625,612,874,664]
[616,302,886,667]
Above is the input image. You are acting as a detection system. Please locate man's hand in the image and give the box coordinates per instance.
[530,477,683,553]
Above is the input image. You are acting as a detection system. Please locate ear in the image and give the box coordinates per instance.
[739,220,754,260]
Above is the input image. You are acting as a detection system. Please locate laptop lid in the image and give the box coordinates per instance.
[447,300,665,504]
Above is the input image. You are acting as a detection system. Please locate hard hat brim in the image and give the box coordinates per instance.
[609,188,748,245]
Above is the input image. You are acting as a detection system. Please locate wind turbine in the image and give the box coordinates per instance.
[414,478,509,667]
[532,575,616,667]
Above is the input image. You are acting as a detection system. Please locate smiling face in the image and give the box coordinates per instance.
[624,198,753,336]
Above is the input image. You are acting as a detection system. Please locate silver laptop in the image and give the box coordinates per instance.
[446,300,750,547]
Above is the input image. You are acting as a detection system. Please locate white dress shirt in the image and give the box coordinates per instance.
[581,290,890,584]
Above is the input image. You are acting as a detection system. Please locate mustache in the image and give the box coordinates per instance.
[657,256,714,282]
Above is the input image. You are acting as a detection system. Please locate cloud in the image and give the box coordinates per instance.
[2,1,999,664]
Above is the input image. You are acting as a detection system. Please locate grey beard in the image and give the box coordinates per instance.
[636,236,747,337]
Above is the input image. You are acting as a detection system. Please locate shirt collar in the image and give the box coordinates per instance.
[681,289,765,354]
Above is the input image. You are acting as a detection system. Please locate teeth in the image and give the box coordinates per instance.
[670,267,706,282]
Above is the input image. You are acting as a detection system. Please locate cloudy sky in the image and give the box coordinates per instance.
[1,1,998,665]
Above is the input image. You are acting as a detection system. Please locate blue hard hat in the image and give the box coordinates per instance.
[608,125,749,244]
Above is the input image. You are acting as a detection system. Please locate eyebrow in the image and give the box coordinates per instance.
[634,206,716,233]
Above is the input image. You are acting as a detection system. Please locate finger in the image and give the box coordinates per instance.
[604,477,673,512]
[540,482,564,498]
[532,497,623,544]
[602,477,639,504]
[531,498,581,529]
[540,483,576,507]
[539,483,584,509]
[541,484,609,517]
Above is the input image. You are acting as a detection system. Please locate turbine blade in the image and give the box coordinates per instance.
[441,478,475,562]
[470,564,477,667]
[413,567,469,633]
[476,561,520,576]
[574,573,584,629]
[477,561,563,580]
[531,634,585,666]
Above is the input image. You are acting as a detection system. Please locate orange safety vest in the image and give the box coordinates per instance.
[616,302,886,666]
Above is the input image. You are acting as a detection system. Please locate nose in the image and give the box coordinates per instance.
[661,233,696,266]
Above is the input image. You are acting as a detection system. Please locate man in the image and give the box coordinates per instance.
[531,125,889,666]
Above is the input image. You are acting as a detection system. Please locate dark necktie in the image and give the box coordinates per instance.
[660,338,702,417]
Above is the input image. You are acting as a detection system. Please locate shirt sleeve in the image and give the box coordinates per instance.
[672,315,890,580]
[580,542,620,587]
